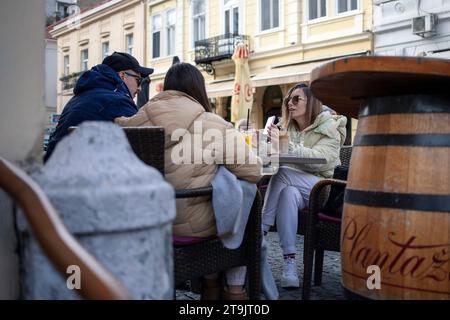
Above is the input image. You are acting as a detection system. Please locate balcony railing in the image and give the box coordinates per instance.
[194,34,250,74]
[60,71,84,91]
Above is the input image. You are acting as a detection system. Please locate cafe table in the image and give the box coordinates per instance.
[259,153,327,175]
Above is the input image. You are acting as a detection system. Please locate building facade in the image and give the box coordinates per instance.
[51,0,373,133]
[147,0,373,131]
[373,0,450,58]
[50,0,148,113]
[45,27,59,149]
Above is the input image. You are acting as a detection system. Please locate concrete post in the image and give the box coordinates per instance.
[0,0,45,299]
[20,122,176,299]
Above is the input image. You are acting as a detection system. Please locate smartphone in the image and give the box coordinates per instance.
[263,116,276,135]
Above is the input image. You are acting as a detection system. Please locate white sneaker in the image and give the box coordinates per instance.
[262,224,271,236]
[281,258,299,288]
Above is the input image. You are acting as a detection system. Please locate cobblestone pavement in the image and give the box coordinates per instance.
[176,232,346,300]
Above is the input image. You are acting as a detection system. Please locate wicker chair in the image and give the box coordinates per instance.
[174,190,262,300]
[301,145,352,300]
[123,127,165,175]
[123,127,262,300]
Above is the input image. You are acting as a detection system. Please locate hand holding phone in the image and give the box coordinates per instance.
[263,116,276,135]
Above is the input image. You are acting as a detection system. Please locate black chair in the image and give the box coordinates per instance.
[301,146,352,300]
[123,127,262,300]
[174,189,262,300]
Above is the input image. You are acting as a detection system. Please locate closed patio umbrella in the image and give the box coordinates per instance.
[231,43,253,125]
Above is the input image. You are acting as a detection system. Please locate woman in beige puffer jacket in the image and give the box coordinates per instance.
[115,63,262,239]
[116,63,262,299]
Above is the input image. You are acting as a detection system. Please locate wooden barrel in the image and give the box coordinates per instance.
[341,94,450,299]
[310,56,450,300]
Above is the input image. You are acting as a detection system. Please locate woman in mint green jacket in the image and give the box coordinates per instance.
[262,83,347,289]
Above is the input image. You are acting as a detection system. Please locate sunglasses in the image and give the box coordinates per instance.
[288,95,306,105]
[124,72,143,87]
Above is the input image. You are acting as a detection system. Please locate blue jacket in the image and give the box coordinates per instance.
[44,64,138,162]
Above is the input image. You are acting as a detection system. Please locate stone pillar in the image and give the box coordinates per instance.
[0,0,45,299]
[216,97,226,118]
[20,122,176,299]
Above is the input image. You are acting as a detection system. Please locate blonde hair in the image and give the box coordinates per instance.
[281,83,322,131]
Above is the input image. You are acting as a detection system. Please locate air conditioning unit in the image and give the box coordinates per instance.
[412,14,437,38]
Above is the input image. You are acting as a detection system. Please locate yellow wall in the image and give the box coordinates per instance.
[309,16,355,36]
[209,0,221,37]
[211,0,371,80]
[145,0,373,130]
[245,1,257,35]
[53,0,374,120]
[303,39,371,60]
[147,1,374,81]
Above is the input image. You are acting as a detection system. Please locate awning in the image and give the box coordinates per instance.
[251,61,323,87]
[206,61,323,98]
[205,51,373,98]
[206,80,234,98]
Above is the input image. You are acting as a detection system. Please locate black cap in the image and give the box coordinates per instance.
[102,52,154,77]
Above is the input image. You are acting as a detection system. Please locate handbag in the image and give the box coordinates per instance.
[322,165,348,218]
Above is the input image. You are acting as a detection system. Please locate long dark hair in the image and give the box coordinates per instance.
[281,83,322,130]
[163,63,212,112]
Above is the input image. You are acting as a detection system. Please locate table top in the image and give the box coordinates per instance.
[260,154,327,165]
[310,56,450,119]
[279,154,327,165]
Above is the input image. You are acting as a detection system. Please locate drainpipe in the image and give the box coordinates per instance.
[142,0,147,66]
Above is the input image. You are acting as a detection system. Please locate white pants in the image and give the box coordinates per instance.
[262,167,320,255]
[205,266,247,286]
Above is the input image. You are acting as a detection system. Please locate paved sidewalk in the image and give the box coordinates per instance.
[176,232,346,300]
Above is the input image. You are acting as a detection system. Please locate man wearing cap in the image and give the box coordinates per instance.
[44,52,153,162]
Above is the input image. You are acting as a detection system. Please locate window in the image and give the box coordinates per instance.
[102,42,109,60]
[192,0,205,44]
[166,10,176,56]
[308,0,327,20]
[126,34,134,55]
[152,9,177,59]
[224,0,239,35]
[260,0,279,31]
[337,0,358,13]
[56,1,70,18]
[63,55,70,76]
[80,49,88,71]
[152,15,161,58]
